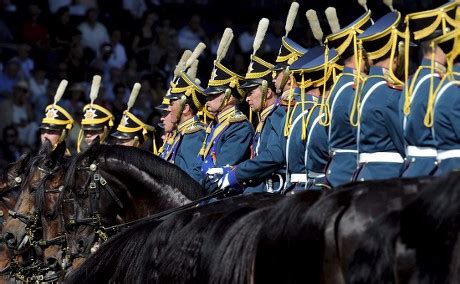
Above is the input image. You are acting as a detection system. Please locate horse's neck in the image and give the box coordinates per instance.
[102,158,191,210]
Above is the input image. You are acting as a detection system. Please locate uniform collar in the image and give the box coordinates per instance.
[216,106,236,123]
[178,116,197,134]
[369,66,386,76]
[343,66,356,74]
[421,58,447,74]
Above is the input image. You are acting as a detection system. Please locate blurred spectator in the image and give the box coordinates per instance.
[264,19,284,53]
[177,14,206,50]
[107,29,127,69]
[50,7,72,50]
[28,66,50,121]
[123,58,140,88]
[14,44,34,79]
[69,0,88,17]
[0,126,23,167]
[111,83,128,121]
[131,12,158,71]
[61,82,85,119]
[78,8,110,56]
[21,5,49,49]
[0,58,21,98]
[48,0,72,14]
[123,0,147,19]
[103,67,125,103]
[66,41,87,82]
[10,81,38,146]
[90,43,113,78]
[238,21,257,54]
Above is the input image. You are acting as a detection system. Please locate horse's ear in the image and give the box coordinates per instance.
[9,152,31,173]
[17,152,31,169]
[50,141,66,163]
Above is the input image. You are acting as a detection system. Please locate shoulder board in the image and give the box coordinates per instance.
[228,110,248,123]
[183,122,206,134]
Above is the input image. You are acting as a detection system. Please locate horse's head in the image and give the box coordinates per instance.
[3,141,66,257]
[61,141,122,269]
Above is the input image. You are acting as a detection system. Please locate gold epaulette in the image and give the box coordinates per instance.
[228,110,248,123]
[183,122,206,135]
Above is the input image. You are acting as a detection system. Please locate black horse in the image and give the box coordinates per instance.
[348,171,460,283]
[66,192,283,283]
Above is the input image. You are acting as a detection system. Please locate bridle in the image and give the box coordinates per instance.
[61,161,124,260]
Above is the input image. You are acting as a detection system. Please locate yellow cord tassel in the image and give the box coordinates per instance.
[283,77,294,137]
[301,74,307,141]
[424,43,437,127]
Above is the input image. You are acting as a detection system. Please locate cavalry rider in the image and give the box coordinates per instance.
[215,18,286,193]
[322,4,372,187]
[400,2,457,177]
[195,28,254,192]
[431,28,460,174]
[161,43,207,180]
[110,82,156,152]
[78,75,114,152]
[272,2,307,107]
[39,79,74,154]
[158,49,192,157]
[353,1,407,181]
[290,43,343,191]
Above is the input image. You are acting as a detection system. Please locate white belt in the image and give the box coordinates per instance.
[290,174,307,183]
[359,152,404,163]
[437,149,460,161]
[331,148,358,154]
[406,146,437,157]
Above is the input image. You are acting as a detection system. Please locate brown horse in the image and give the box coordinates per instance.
[60,143,207,270]
[4,141,209,280]
[0,153,30,278]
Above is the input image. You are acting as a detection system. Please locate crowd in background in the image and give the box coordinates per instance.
[0,0,445,167]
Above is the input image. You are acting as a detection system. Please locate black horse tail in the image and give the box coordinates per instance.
[277,186,356,283]
[347,210,402,284]
[254,190,323,283]
[209,207,272,284]
[399,172,460,284]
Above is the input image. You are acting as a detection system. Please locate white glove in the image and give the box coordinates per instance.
[218,173,230,189]
[206,167,224,176]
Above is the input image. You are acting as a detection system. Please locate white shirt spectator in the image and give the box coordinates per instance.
[108,43,127,69]
[78,21,110,55]
[177,26,201,51]
[238,32,255,54]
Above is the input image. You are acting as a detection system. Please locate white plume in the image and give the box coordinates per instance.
[217,28,234,62]
[357,0,369,11]
[185,42,206,69]
[53,80,68,105]
[127,82,141,111]
[187,59,199,80]
[89,75,101,104]
[306,9,324,43]
[174,50,192,78]
[383,0,394,11]
[253,18,269,55]
[325,7,341,34]
[285,2,299,37]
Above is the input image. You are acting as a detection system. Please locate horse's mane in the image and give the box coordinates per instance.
[66,215,165,283]
[64,144,206,201]
[157,206,257,283]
